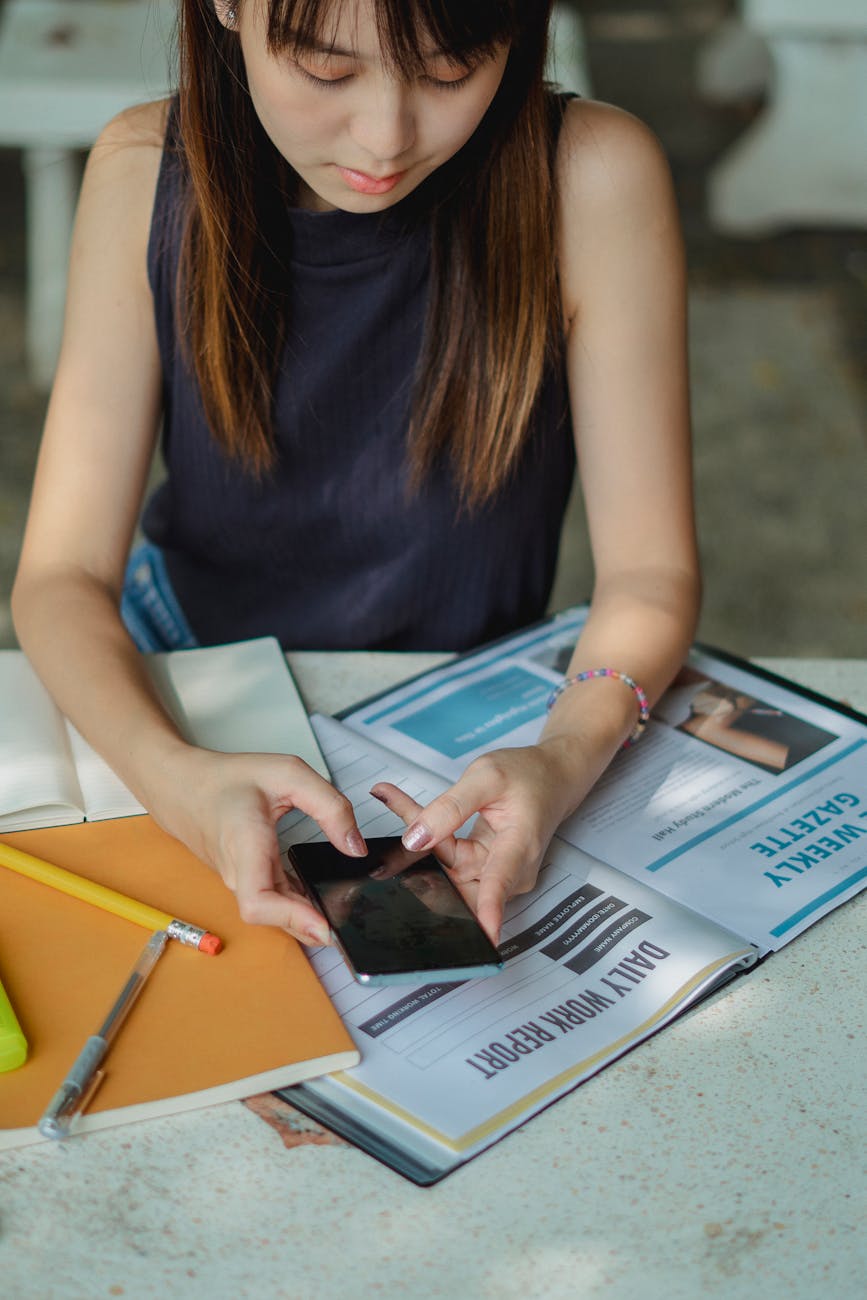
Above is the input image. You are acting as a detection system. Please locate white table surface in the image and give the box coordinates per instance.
[2,656,864,1300]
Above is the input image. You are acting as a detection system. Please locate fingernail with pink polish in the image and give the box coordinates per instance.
[402,823,432,852]
[345,828,367,857]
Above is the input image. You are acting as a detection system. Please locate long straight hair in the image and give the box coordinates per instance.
[176,0,560,507]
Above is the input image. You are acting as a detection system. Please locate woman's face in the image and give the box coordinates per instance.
[222,1,510,212]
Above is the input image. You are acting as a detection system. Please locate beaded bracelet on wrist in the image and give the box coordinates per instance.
[545,667,650,748]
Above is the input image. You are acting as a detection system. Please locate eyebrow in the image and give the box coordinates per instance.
[294,36,356,58]
[289,32,451,61]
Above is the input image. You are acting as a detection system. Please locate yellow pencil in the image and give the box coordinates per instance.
[0,840,222,955]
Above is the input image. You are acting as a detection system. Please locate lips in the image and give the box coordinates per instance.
[336,166,407,195]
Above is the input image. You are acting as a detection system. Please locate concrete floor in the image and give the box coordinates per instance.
[1,1,865,659]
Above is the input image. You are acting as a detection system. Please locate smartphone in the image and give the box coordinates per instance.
[287,836,503,987]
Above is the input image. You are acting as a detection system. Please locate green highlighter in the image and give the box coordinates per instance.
[0,968,28,1072]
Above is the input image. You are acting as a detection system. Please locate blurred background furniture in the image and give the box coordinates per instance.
[701,0,867,234]
[0,0,174,388]
[548,0,593,99]
[0,0,590,390]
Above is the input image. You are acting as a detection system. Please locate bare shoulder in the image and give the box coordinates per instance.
[60,100,172,356]
[71,99,171,280]
[91,97,170,158]
[555,97,676,219]
[81,99,170,217]
[555,99,683,322]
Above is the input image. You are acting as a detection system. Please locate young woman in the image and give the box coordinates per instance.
[12,0,699,947]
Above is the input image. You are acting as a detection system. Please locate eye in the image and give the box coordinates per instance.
[292,59,353,88]
[421,70,474,92]
[420,57,478,92]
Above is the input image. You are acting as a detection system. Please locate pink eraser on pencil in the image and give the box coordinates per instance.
[198,932,223,956]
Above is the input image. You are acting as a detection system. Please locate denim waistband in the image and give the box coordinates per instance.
[121,541,199,653]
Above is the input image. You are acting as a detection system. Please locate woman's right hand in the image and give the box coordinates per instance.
[147,747,367,945]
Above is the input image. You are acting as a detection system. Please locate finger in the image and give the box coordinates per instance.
[271,857,301,900]
[244,885,331,947]
[475,872,511,947]
[282,768,367,858]
[453,875,479,913]
[444,840,489,883]
[399,765,502,854]
[371,783,461,870]
[472,827,540,944]
[368,837,421,880]
[370,781,422,824]
[445,821,498,882]
[225,824,331,945]
[371,787,494,882]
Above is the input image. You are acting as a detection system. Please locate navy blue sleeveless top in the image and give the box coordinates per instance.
[142,104,575,651]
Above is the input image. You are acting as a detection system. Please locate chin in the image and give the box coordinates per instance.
[296,179,397,214]
[323,188,406,215]
[342,191,406,211]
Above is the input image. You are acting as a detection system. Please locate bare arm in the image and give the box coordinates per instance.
[12,105,364,940]
[682,707,788,769]
[382,102,700,940]
[540,99,700,769]
[13,104,179,795]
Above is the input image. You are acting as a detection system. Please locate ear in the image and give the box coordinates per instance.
[213,2,238,31]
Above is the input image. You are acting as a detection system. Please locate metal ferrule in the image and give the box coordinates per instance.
[166,919,206,948]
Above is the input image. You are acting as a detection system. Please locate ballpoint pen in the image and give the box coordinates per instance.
[39,929,168,1139]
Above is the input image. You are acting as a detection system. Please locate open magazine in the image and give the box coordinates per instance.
[277,607,867,1183]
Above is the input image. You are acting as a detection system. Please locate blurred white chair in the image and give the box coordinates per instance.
[701,0,867,234]
[0,0,174,388]
[548,2,593,98]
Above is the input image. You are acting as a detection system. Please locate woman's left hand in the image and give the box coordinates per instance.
[370,738,595,945]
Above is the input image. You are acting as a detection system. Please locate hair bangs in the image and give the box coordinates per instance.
[263,0,520,77]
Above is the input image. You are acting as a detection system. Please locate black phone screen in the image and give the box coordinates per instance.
[288,837,502,982]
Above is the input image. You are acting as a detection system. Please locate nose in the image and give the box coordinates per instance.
[348,80,415,165]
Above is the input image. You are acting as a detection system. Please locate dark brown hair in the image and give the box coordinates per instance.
[177,0,560,506]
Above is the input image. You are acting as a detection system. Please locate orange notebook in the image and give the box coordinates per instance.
[0,817,358,1149]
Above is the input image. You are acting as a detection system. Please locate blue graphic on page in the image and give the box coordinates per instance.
[392,667,551,759]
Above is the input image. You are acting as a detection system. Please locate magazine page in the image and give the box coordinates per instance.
[342,607,589,772]
[279,715,756,1180]
[558,649,867,954]
[340,609,867,954]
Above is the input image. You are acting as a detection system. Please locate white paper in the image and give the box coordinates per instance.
[0,653,84,829]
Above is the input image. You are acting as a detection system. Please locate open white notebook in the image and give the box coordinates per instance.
[0,639,328,831]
